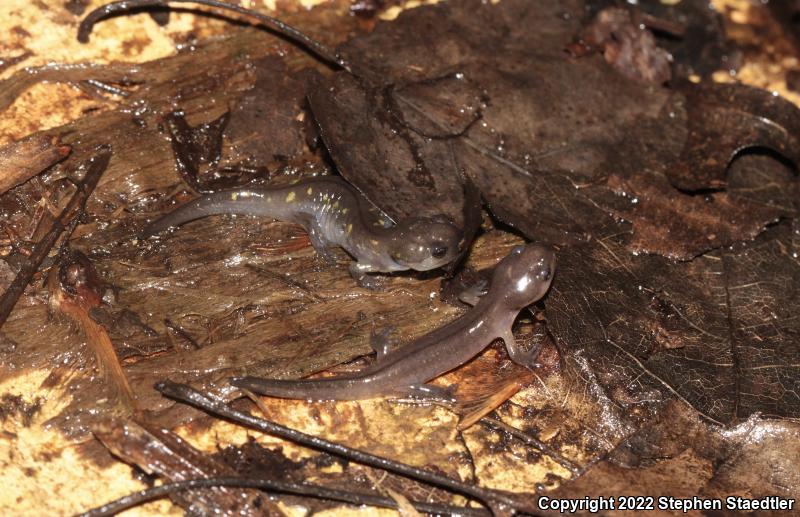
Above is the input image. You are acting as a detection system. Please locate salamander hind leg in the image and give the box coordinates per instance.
[502,330,543,368]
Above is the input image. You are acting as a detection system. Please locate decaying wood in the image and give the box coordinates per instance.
[0,133,70,195]
[0,146,110,329]
[48,250,136,414]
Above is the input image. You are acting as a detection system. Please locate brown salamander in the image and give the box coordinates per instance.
[143,176,463,281]
[230,244,556,400]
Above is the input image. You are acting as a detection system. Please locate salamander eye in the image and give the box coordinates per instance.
[431,244,448,259]
[512,246,524,255]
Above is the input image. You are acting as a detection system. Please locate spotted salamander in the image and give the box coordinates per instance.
[143,176,462,281]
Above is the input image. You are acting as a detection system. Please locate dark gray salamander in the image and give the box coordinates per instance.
[230,244,556,400]
[143,176,463,280]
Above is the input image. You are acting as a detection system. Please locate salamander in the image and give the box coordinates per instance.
[229,244,556,400]
[142,176,463,281]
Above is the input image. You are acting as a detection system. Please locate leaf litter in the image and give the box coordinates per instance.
[0,0,799,514]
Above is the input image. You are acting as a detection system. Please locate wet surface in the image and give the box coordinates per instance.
[0,0,799,514]
[94,418,273,515]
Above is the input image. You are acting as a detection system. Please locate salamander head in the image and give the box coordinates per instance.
[387,216,462,271]
[490,244,556,310]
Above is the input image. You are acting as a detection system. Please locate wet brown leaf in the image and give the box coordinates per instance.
[94,418,274,515]
[313,0,800,425]
[322,0,798,259]
[548,220,800,425]
[668,81,800,191]
[551,401,800,513]
[307,72,473,228]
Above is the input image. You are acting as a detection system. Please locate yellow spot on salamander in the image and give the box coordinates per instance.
[346,223,353,234]
[342,208,349,215]
[230,192,239,201]
[286,192,296,203]
[307,187,313,195]
[371,239,379,246]
[332,201,339,209]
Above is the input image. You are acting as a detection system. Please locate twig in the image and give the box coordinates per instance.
[0,63,142,113]
[480,416,583,477]
[77,0,351,73]
[81,79,132,98]
[156,380,539,514]
[77,476,491,517]
[163,318,201,350]
[0,145,112,329]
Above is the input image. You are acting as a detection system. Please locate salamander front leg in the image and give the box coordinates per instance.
[307,223,337,264]
[458,278,489,307]
[348,262,385,290]
[370,325,398,360]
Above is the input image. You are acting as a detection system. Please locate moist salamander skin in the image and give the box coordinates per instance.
[230,244,556,400]
[142,176,463,280]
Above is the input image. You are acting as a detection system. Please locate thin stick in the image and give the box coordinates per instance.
[0,146,112,329]
[77,0,350,72]
[77,476,490,517]
[156,380,538,514]
[480,416,583,477]
[0,63,143,114]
